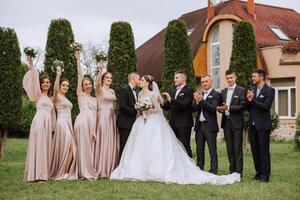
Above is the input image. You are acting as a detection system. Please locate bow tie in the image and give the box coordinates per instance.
[228,87,234,90]
[133,88,137,92]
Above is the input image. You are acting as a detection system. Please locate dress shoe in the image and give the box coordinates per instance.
[253,174,260,180]
[259,178,269,183]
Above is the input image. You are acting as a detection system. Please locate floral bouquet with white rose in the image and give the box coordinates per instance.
[23,47,37,58]
[70,42,82,52]
[135,97,154,124]
[51,59,64,73]
[95,50,107,62]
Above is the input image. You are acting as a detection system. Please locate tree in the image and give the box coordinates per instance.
[229,20,257,89]
[44,18,78,121]
[80,41,107,77]
[0,27,22,156]
[162,19,195,92]
[229,20,257,150]
[107,21,137,93]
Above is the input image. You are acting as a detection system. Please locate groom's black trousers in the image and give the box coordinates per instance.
[170,124,192,158]
[118,128,131,159]
[195,121,218,174]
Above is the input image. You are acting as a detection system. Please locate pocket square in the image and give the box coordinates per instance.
[208,95,213,98]
[233,95,239,98]
[178,93,184,97]
[259,95,265,98]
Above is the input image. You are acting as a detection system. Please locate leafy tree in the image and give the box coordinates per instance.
[229,20,257,150]
[229,21,257,90]
[162,19,195,92]
[107,21,137,93]
[0,27,22,156]
[44,18,78,120]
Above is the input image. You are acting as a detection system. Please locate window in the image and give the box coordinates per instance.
[211,26,220,89]
[269,26,290,41]
[271,78,296,118]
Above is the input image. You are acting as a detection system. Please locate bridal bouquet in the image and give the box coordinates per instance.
[135,98,154,124]
[70,42,82,52]
[51,59,64,73]
[24,47,37,58]
[95,50,107,62]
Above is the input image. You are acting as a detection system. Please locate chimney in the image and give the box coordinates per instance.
[207,0,215,22]
[247,0,255,16]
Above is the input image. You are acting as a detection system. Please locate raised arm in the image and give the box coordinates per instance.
[22,56,42,102]
[53,66,62,102]
[75,52,83,96]
[95,61,104,97]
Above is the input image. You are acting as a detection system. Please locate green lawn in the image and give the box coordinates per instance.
[0,139,299,200]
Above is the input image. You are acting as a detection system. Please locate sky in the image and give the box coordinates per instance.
[1,0,299,52]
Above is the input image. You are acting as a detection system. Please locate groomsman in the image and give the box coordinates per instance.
[246,69,275,183]
[193,74,221,174]
[117,72,140,158]
[217,70,245,176]
[159,70,194,158]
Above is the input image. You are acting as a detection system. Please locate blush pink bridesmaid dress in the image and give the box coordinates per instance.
[23,68,56,181]
[94,88,119,178]
[74,94,98,180]
[50,96,78,180]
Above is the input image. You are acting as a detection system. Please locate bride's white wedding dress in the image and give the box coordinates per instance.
[110,90,240,185]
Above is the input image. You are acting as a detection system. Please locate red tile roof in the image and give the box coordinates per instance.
[136,0,300,81]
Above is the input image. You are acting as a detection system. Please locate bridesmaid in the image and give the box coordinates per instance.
[94,61,119,178]
[50,66,78,180]
[74,51,98,180]
[23,56,56,181]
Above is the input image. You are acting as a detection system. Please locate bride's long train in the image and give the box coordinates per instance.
[110,96,240,185]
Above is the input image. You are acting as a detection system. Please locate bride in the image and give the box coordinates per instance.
[110,75,240,185]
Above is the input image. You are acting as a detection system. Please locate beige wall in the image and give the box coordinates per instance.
[261,46,300,121]
[207,20,234,90]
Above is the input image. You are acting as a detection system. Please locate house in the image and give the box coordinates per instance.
[136,0,300,138]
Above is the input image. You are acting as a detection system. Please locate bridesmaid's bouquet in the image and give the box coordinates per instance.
[70,42,83,52]
[51,59,64,73]
[135,98,154,124]
[95,51,107,62]
[23,47,37,58]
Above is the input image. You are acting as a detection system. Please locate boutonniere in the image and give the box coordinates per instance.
[208,95,213,99]
[233,95,239,99]
[259,95,265,98]
[178,93,185,97]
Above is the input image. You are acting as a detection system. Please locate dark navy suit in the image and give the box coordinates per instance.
[246,84,275,181]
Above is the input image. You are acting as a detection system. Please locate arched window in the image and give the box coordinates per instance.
[211,26,220,89]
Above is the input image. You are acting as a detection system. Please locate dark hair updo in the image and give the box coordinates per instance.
[142,75,154,91]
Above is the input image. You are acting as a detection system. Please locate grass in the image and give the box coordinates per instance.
[0,139,299,200]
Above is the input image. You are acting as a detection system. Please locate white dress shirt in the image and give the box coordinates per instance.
[175,84,186,99]
[225,84,236,116]
[199,87,213,122]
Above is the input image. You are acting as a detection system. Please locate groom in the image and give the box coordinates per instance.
[159,70,194,158]
[117,72,140,158]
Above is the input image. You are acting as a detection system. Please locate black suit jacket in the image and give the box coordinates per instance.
[220,85,246,130]
[192,89,221,132]
[246,84,275,131]
[161,85,194,128]
[117,85,137,130]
